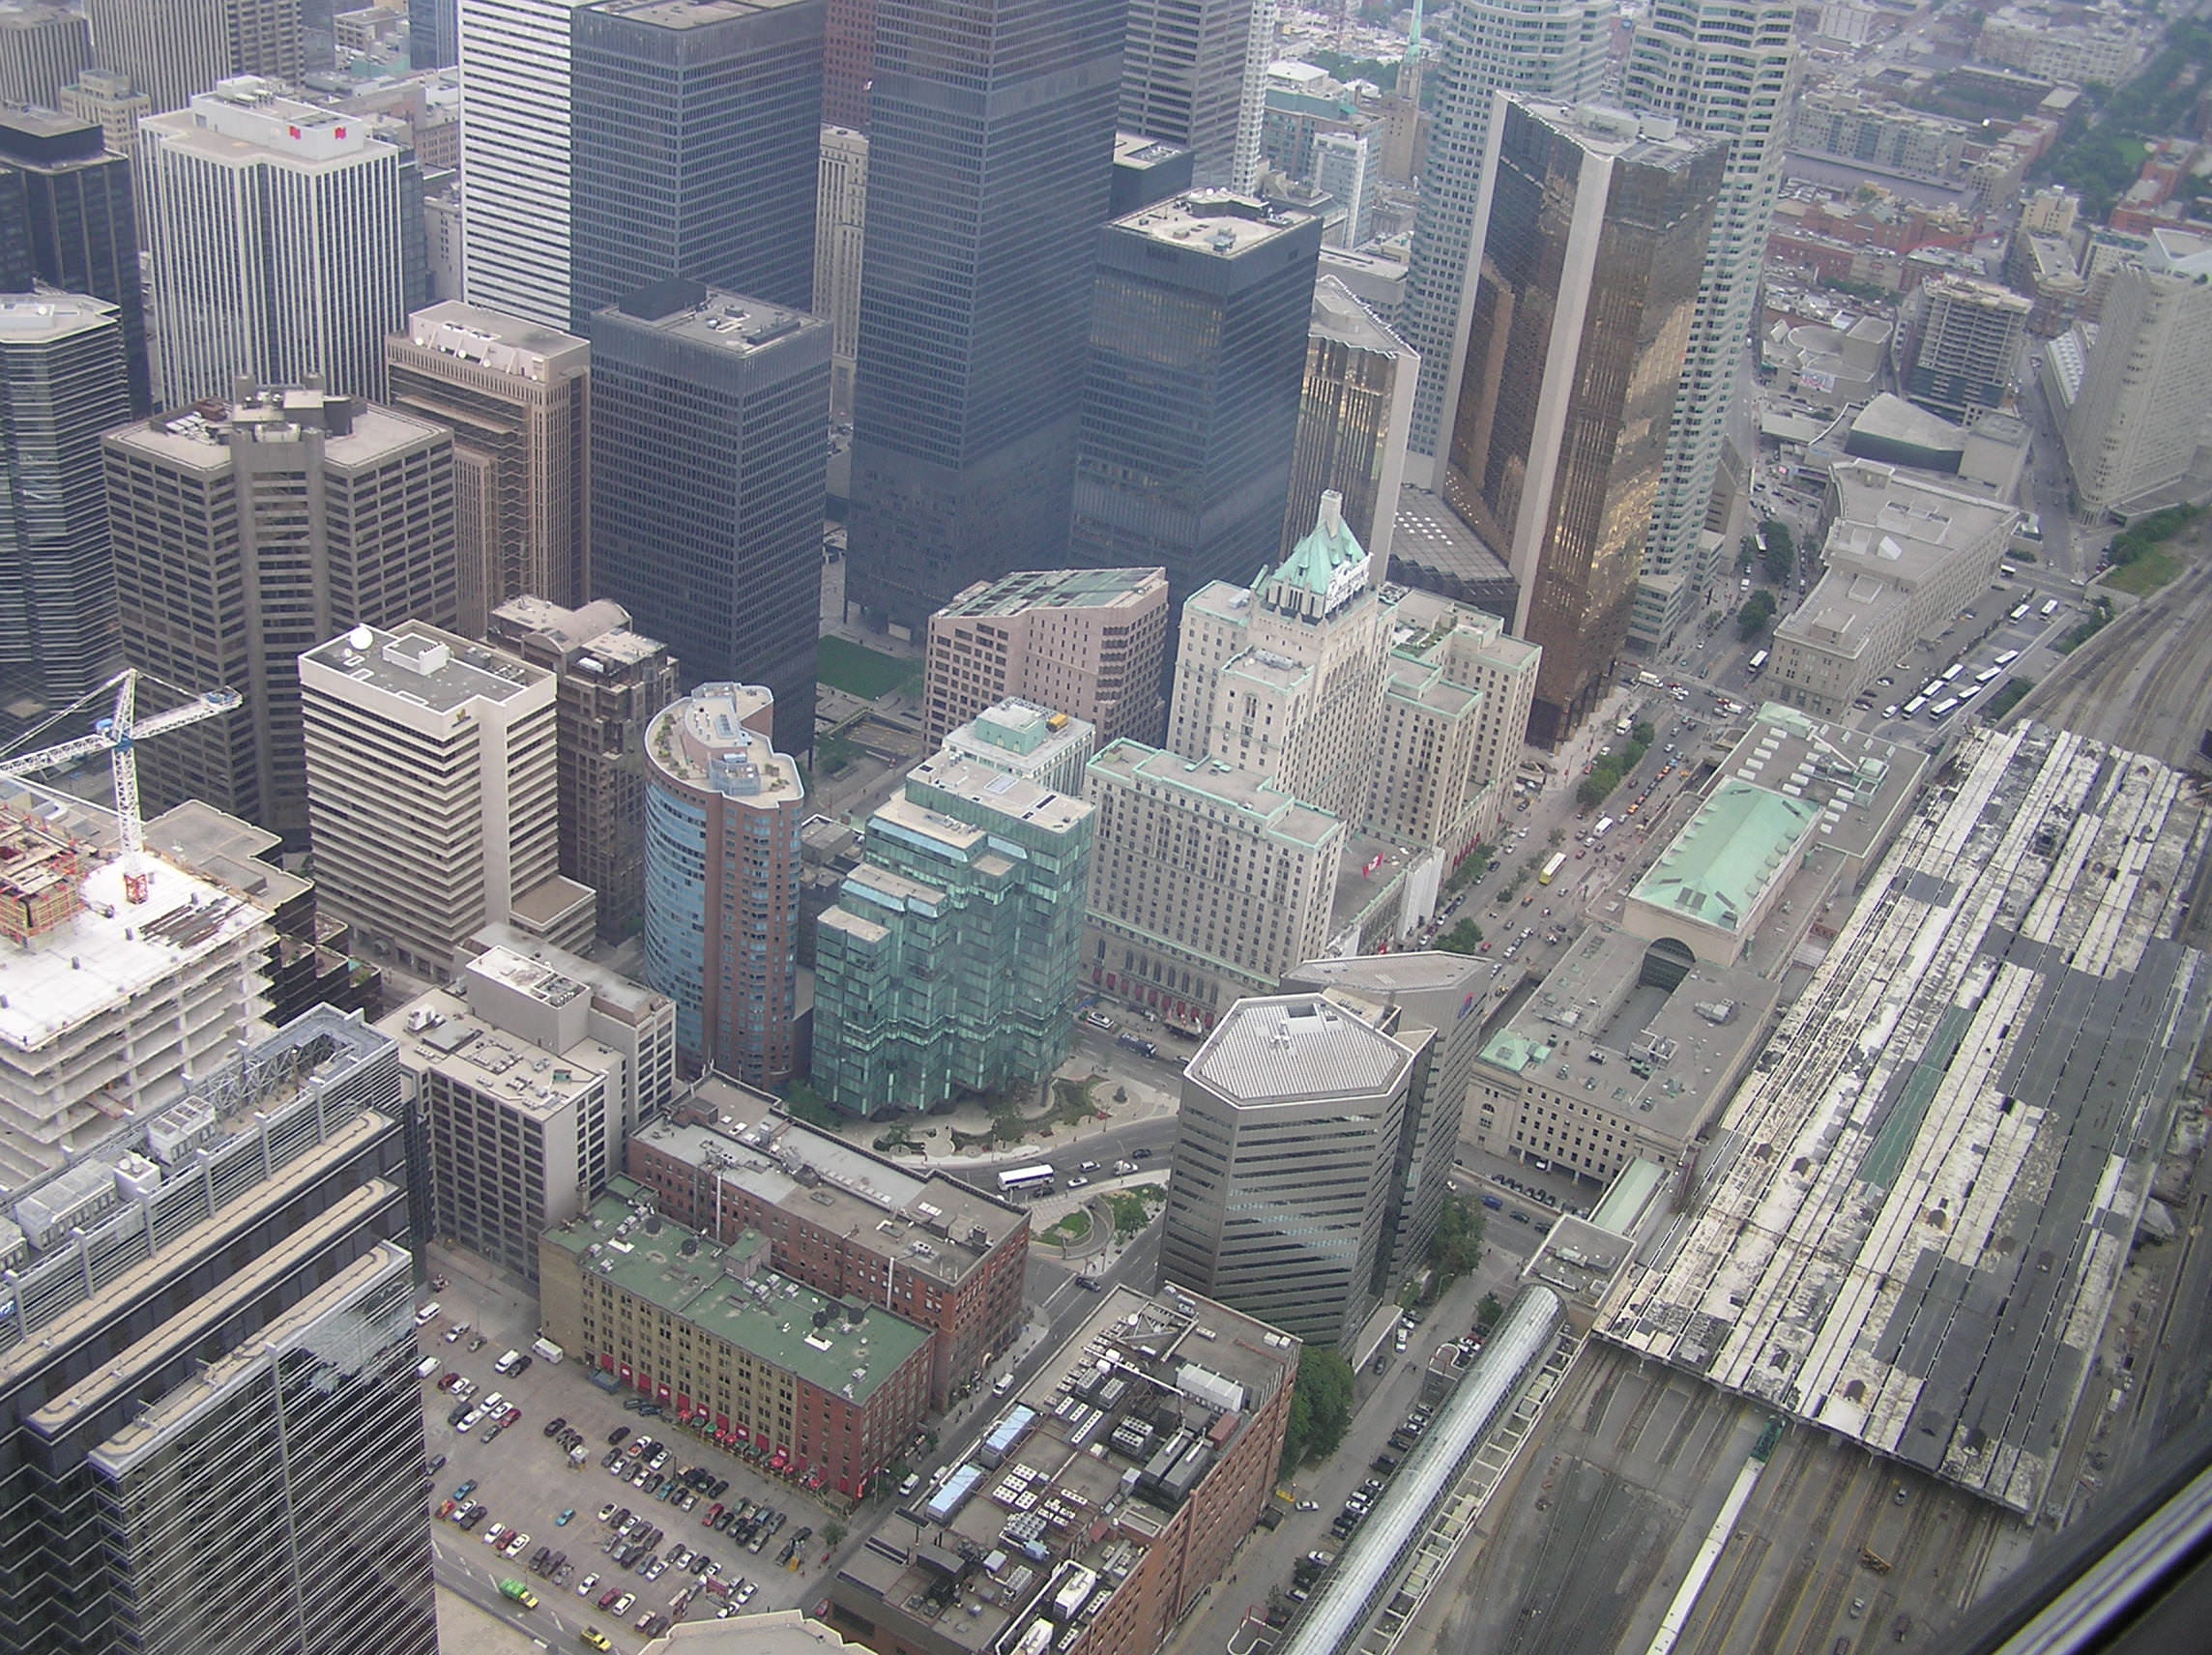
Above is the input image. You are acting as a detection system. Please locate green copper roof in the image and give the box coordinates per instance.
[1632,781,1823,935]
[1271,496,1368,596]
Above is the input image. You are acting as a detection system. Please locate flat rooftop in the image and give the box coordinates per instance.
[588,0,815,28]
[1706,704,1923,868]
[648,684,803,799]
[904,750,1091,837]
[1310,275,1410,355]
[1476,925,1777,1150]
[301,622,546,714]
[399,301,587,377]
[1088,740,1343,851]
[466,923,671,1021]
[612,285,824,358]
[1188,993,1414,1105]
[379,989,616,1118]
[545,1178,932,1405]
[140,799,309,914]
[1601,723,2212,1515]
[936,567,1166,619]
[113,391,446,472]
[1114,189,1314,257]
[1825,460,2020,586]
[0,295,117,343]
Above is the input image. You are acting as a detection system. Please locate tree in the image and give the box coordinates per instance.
[1737,590,1776,641]
[1760,517,1795,585]
[1279,1347,1357,1473]
[1437,918,1484,955]
[1476,1292,1503,1331]
[1428,1193,1485,1287]
[1632,721,1655,746]
[824,1520,848,1550]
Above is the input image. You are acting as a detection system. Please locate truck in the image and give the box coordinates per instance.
[1117,1032,1157,1058]
[498,1580,539,1609]
[531,1336,565,1365]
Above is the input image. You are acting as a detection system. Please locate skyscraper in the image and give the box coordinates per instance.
[0,295,130,738]
[1281,275,1416,573]
[814,124,866,417]
[457,0,598,330]
[2066,233,2212,515]
[590,280,830,757]
[823,0,872,128]
[1069,190,1321,598]
[1619,0,1795,651]
[642,682,806,1087]
[56,70,151,166]
[83,0,229,112]
[1397,0,1615,479]
[409,0,456,65]
[300,620,597,973]
[1443,99,1721,746]
[0,2,87,108]
[104,385,457,840]
[844,0,1123,630]
[570,0,824,327]
[1119,0,1269,189]
[486,595,680,943]
[0,109,148,412]
[1906,273,2030,423]
[139,78,408,406]
[386,301,592,629]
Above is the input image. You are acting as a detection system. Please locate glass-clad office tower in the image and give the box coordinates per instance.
[843,0,1122,630]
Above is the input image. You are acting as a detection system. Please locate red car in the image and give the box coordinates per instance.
[703,1502,724,1527]
[502,1406,522,1428]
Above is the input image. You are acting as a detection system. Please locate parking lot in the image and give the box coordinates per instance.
[416,1254,846,1653]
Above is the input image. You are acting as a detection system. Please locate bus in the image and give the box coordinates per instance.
[1994,649,2020,666]
[1919,680,1944,701]
[1975,664,2003,683]
[1903,695,1929,716]
[998,1165,1056,1198]
[1939,663,1965,682]
[2009,602,2031,622]
[1539,852,1567,886]
[1745,650,1768,677]
[2041,597,2060,617]
[1929,696,1961,718]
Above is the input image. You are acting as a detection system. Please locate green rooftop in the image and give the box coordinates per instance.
[543,1178,931,1405]
[1478,1029,1550,1075]
[1271,494,1368,597]
[1632,781,1822,935]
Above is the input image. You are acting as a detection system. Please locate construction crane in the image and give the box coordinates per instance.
[0,669,241,902]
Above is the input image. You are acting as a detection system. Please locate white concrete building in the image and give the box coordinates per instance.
[457,0,598,330]
[139,78,407,408]
[1620,0,1798,651]
[2065,230,2212,517]
[813,124,866,418]
[299,621,595,975]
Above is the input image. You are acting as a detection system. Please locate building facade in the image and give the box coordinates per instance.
[0,3,86,108]
[0,295,130,739]
[813,124,866,417]
[105,387,457,840]
[570,0,823,328]
[386,302,592,630]
[923,566,1172,749]
[1281,275,1415,575]
[1443,99,1723,747]
[844,0,1122,629]
[541,1177,936,1497]
[56,69,150,165]
[1397,0,1615,476]
[1119,0,1267,190]
[1070,190,1321,600]
[642,683,806,1086]
[1083,738,1345,1028]
[1619,0,1796,652]
[626,1095,1030,1408]
[0,110,149,414]
[299,621,596,973]
[1906,274,2029,423]
[83,0,228,112]
[591,281,830,756]
[2065,234,2212,516]
[456,0,597,329]
[813,749,1093,1117]
[936,698,1096,797]
[486,595,680,943]
[139,78,408,407]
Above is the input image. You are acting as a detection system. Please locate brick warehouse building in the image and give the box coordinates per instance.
[626,1080,1029,1408]
[540,1178,935,1497]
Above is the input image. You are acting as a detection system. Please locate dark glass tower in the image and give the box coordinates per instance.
[1069,190,1320,598]
[590,279,830,756]
[0,294,130,740]
[844,0,1123,631]
[0,108,150,415]
[408,0,455,65]
[570,0,825,329]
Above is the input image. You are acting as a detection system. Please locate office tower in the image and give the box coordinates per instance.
[1906,273,2030,423]
[0,2,86,107]
[1443,100,1722,747]
[0,296,129,738]
[922,566,1171,748]
[105,387,456,839]
[0,1007,430,1654]
[815,123,866,418]
[459,923,676,1131]
[1167,494,1391,821]
[571,0,823,328]
[1110,130,1194,216]
[84,0,228,113]
[824,0,872,127]
[301,622,593,973]
[1161,987,1431,1345]
[486,595,680,943]
[1311,128,1374,247]
[1397,0,1614,478]
[1281,275,1415,573]
[591,281,829,756]
[0,111,148,413]
[225,0,302,80]
[386,301,591,630]
[937,697,1095,795]
[57,69,149,164]
[456,0,597,330]
[139,79,407,406]
[1084,738,1345,1024]
[410,0,456,64]
[2066,235,2212,515]
[1620,0,1796,651]
[384,950,621,1280]
[0,807,276,1176]
[642,682,805,1085]
[1070,192,1321,598]
[844,0,1122,630]
[1120,0,1268,189]
[814,748,1093,1117]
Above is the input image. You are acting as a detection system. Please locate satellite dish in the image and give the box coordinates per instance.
[348,624,374,650]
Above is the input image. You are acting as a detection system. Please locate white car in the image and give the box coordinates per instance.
[482,1524,509,1549]
[504,1531,530,1558]
[734,1582,756,1607]
[576,1573,600,1598]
